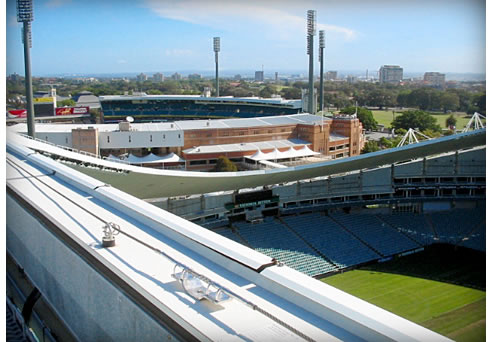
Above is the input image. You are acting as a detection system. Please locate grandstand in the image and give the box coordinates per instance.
[207,208,485,278]
[99,95,302,122]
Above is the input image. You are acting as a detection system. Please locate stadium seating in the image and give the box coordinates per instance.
[428,209,485,244]
[380,213,436,246]
[461,221,486,252]
[283,214,380,269]
[101,99,298,120]
[233,218,336,277]
[330,213,419,257]
[204,207,485,278]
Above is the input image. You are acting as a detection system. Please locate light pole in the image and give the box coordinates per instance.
[213,37,220,97]
[17,0,35,137]
[307,10,316,114]
[319,30,325,115]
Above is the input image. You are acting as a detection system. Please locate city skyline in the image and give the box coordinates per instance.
[6,0,486,77]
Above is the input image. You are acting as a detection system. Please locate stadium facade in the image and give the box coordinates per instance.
[99,95,303,122]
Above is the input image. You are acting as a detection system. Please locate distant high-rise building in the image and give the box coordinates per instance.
[234,74,241,80]
[171,72,182,80]
[346,75,357,84]
[152,72,164,82]
[325,71,337,80]
[379,65,403,84]
[275,72,279,82]
[255,71,264,82]
[137,73,148,82]
[188,73,202,80]
[423,72,446,88]
[8,72,21,82]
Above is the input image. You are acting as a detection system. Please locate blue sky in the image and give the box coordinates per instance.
[5,0,486,76]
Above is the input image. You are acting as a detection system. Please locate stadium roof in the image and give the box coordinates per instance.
[8,114,335,133]
[6,138,454,342]
[99,94,302,107]
[7,128,486,199]
[182,139,310,155]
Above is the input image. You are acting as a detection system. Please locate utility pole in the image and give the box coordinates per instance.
[17,0,35,137]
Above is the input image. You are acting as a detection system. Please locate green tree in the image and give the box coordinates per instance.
[391,110,440,132]
[213,156,238,172]
[440,92,459,112]
[259,85,275,98]
[340,106,378,130]
[445,114,457,128]
[362,140,380,154]
[58,99,76,107]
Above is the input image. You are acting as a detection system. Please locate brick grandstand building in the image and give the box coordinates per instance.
[9,114,365,170]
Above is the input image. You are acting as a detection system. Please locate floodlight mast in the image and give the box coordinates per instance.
[213,37,220,97]
[17,0,35,137]
[307,10,316,114]
[319,30,325,115]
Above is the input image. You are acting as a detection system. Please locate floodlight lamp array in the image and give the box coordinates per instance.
[319,30,325,48]
[307,10,316,36]
[17,0,33,22]
[213,37,220,52]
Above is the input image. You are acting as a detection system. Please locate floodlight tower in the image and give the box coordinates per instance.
[307,10,316,113]
[213,37,220,97]
[319,30,325,114]
[17,0,35,137]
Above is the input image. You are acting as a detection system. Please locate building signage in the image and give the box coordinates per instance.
[225,196,279,210]
[8,109,27,117]
[55,106,89,115]
[34,97,54,103]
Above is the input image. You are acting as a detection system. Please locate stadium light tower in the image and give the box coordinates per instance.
[307,10,316,113]
[17,0,35,137]
[213,37,220,97]
[319,30,325,115]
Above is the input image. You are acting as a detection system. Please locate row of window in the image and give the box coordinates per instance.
[104,133,181,144]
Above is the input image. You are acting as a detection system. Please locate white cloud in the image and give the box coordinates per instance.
[143,0,357,41]
[117,59,127,64]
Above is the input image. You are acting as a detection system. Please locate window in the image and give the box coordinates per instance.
[163,134,166,139]
[129,136,132,143]
[107,136,110,143]
[150,135,153,142]
[178,134,181,139]
[190,160,207,165]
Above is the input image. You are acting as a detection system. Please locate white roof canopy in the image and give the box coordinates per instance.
[247,145,319,161]
[125,153,184,164]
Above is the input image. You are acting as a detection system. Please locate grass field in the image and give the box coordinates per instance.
[372,110,474,130]
[321,245,485,342]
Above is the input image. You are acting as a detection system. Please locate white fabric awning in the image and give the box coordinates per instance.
[247,145,319,161]
[125,153,184,164]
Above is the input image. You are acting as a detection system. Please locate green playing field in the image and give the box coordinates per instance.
[321,246,485,342]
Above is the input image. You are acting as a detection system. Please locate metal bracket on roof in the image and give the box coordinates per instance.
[102,222,120,247]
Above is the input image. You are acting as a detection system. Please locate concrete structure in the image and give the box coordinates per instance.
[255,71,264,82]
[424,72,446,88]
[6,132,456,342]
[379,65,403,84]
[136,73,148,82]
[152,72,164,82]
[325,71,337,80]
